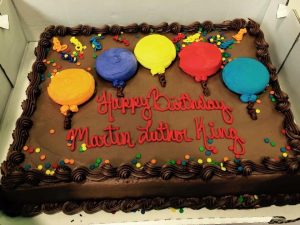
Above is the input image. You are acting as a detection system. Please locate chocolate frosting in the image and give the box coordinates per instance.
[2,193,300,216]
[1,19,300,216]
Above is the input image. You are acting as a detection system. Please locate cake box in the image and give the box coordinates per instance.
[0,0,300,224]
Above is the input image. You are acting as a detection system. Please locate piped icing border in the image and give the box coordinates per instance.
[1,193,300,216]
[1,19,300,190]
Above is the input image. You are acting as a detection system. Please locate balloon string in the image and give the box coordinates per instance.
[247,102,257,120]
[158,74,167,87]
[64,110,73,130]
[116,86,125,98]
[200,81,210,96]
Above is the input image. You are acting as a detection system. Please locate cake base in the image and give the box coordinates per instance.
[2,192,300,217]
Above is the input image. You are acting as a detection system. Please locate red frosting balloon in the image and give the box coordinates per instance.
[179,42,222,82]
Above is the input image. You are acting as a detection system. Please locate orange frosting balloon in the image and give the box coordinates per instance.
[47,69,95,112]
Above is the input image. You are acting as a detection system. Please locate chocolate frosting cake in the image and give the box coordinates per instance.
[1,18,300,216]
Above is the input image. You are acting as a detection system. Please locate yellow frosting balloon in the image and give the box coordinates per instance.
[134,34,176,76]
[47,69,95,114]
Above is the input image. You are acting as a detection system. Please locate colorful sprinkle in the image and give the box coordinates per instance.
[207,139,214,144]
[281,129,286,134]
[40,154,46,160]
[59,160,65,166]
[44,162,51,169]
[238,195,244,203]
[282,152,288,158]
[169,160,176,165]
[136,153,142,159]
[270,141,276,147]
[270,90,275,95]
[96,158,102,164]
[197,159,203,164]
[24,164,31,171]
[199,146,205,152]
[104,159,110,164]
[35,147,41,153]
[286,145,291,150]
[264,138,270,143]
[52,163,58,169]
[89,164,96,170]
[179,208,184,213]
[221,167,227,171]
[280,147,286,153]
[234,158,241,164]
[45,170,51,175]
[64,158,70,164]
[23,145,29,151]
[49,129,55,134]
[76,62,81,66]
[256,99,262,104]
[136,162,142,168]
[184,154,190,160]
[255,109,261,114]
[131,159,137,165]
[223,157,229,162]
[181,160,187,166]
[206,158,212,163]
[150,159,157,164]
[237,166,243,172]
[37,164,43,170]
[205,150,212,156]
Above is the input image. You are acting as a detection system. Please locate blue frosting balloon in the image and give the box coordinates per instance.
[222,57,269,103]
[96,48,138,87]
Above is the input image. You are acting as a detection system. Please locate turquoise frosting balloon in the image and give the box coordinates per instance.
[222,57,269,103]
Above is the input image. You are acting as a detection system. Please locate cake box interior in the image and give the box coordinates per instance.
[0,0,300,224]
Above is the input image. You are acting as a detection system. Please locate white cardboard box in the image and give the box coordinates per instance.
[0,0,300,224]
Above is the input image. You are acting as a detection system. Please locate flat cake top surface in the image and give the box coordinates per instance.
[22,32,287,169]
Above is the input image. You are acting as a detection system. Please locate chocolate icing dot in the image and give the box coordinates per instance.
[110,24,123,35]
[117,164,132,178]
[42,203,63,214]
[54,25,67,36]
[139,23,152,33]
[62,201,82,215]
[152,22,169,33]
[81,25,93,36]
[69,25,83,36]
[32,61,47,73]
[93,25,110,34]
[202,21,214,32]
[71,167,88,183]
[230,18,247,30]
[247,19,260,36]
[123,23,139,33]
[8,152,25,165]
[169,22,182,34]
